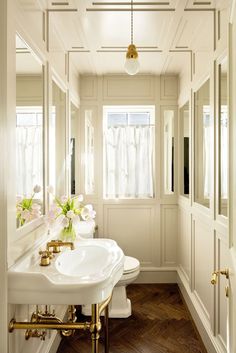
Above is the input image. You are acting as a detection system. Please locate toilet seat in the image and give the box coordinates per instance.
[123,256,140,274]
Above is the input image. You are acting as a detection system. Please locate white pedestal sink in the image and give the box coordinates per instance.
[8,238,124,305]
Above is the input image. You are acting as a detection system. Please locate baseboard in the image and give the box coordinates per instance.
[135,267,177,283]
[177,268,223,353]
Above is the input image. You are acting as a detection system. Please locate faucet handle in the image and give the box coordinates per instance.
[39,250,54,266]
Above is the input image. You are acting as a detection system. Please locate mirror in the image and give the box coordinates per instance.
[219,58,228,217]
[163,109,174,194]
[70,102,79,196]
[49,81,66,197]
[180,102,190,197]
[194,79,212,208]
[16,34,44,228]
[85,110,95,195]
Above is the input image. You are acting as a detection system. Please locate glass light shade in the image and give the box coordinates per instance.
[124,58,140,75]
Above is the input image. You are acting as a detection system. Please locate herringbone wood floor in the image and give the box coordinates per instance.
[57,284,207,353]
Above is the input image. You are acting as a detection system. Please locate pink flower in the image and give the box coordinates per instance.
[78,194,84,202]
[60,195,68,203]
[21,209,30,221]
[33,185,41,193]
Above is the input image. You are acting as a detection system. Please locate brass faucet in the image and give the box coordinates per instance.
[46,239,75,253]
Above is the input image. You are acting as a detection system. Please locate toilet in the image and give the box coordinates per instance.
[109,255,140,318]
[77,222,140,318]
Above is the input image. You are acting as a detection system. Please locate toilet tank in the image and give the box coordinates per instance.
[77,221,95,239]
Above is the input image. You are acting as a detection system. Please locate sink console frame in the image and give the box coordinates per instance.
[9,295,111,353]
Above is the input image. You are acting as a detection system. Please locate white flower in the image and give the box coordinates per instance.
[78,194,84,202]
[47,185,54,194]
[62,217,69,227]
[66,210,75,219]
[81,204,96,221]
[72,215,80,225]
[33,185,41,193]
[60,195,68,203]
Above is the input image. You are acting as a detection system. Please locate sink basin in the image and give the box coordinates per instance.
[8,239,124,305]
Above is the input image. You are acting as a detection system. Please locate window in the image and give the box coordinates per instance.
[103,106,155,199]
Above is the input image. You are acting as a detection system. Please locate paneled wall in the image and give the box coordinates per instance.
[177,3,234,353]
[79,74,178,283]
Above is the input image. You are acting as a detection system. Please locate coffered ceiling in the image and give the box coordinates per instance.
[25,0,232,76]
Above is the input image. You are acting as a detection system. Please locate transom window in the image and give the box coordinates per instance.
[103,106,155,199]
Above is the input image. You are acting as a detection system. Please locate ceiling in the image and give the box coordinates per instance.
[19,0,232,76]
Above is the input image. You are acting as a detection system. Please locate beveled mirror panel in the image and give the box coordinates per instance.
[16,34,44,228]
[85,110,95,195]
[163,109,174,194]
[180,102,190,197]
[49,81,66,197]
[70,102,79,196]
[218,58,228,217]
[194,79,212,208]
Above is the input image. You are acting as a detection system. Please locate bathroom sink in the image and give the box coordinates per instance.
[8,239,124,305]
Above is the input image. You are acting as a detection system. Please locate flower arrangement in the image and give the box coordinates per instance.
[16,185,42,226]
[46,186,96,241]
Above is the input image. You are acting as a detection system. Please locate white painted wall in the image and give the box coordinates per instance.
[79,74,179,283]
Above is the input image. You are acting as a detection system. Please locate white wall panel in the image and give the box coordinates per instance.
[161,205,178,266]
[103,75,155,101]
[104,205,157,267]
[178,206,191,282]
[80,76,98,100]
[160,75,178,101]
[193,218,214,322]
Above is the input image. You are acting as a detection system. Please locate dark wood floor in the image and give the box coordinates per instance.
[57,284,207,353]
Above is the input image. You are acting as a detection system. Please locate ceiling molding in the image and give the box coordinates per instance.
[100,46,159,49]
[97,49,162,52]
[184,8,214,11]
[86,8,175,11]
[51,2,69,5]
[92,2,170,5]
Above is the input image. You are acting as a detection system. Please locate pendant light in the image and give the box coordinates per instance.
[124,0,140,75]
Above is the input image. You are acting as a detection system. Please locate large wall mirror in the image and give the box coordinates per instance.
[163,109,175,194]
[70,102,79,196]
[218,58,228,217]
[49,81,66,197]
[180,102,190,197]
[16,34,44,228]
[194,78,212,208]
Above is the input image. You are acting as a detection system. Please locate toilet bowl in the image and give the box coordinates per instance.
[109,256,140,318]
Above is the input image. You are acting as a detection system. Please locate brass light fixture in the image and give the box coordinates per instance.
[124,0,140,75]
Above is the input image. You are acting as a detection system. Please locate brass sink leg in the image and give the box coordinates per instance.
[91,303,101,353]
[104,305,109,353]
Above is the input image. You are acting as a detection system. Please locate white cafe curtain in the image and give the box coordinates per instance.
[104,125,155,198]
